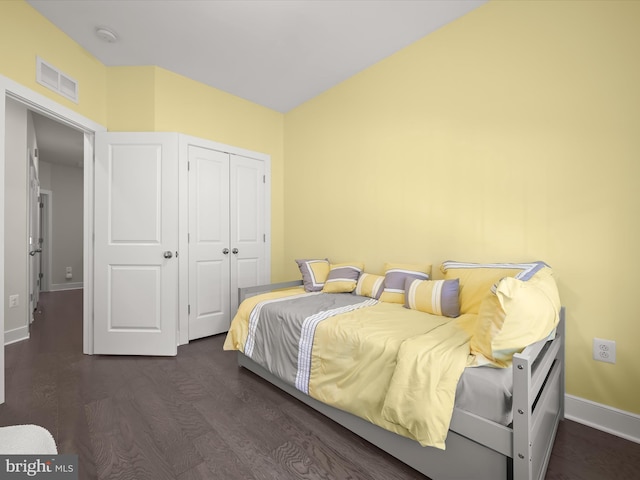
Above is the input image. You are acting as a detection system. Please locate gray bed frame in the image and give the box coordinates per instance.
[237,281,565,480]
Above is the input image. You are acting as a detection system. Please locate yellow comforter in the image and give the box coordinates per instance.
[224,289,474,449]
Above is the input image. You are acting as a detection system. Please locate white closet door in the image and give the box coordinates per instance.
[230,154,266,316]
[94,132,178,355]
[188,146,230,340]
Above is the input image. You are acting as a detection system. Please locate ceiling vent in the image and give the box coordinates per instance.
[36,57,79,103]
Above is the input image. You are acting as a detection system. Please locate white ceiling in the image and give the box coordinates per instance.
[27,0,486,113]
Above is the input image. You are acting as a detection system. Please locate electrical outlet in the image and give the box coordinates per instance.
[9,295,19,308]
[593,338,616,364]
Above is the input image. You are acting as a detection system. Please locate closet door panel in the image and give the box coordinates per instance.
[188,146,230,340]
[230,154,266,316]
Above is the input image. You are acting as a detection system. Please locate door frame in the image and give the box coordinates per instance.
[0,75,105,403]
[39,189,52,293]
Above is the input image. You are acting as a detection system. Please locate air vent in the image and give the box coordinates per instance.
[36,57,79,103]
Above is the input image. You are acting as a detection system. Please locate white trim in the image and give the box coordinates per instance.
[0,89,6,403]
[82,132,95,355]
[178,136,189,346]
[4,326,29,346]
[49,282,84,292]
[180,134,271,163]
[2,76,102,132]
[565,394,640,444]
[39,190,53,292]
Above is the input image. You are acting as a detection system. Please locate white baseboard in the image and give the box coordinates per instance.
[565,394,640,444]
[4,325,29,346]
[49,282,83,292]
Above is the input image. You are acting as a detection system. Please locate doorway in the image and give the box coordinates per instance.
[30,112,84,295]
[5,104,84,334]
[1,75,103,403]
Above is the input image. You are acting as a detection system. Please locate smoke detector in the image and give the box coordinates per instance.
[95,27,118,43]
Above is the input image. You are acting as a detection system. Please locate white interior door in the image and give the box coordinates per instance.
[188,146,231,340]
[230,154,266,316]
[94,132,178,355]
[28,151,41,320]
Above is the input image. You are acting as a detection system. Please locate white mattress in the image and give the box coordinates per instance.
[454,365,514,426]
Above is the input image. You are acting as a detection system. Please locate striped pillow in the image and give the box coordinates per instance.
[323,263,364,293]
[379,262,431,304]
[296,258,330,292]
[441,261,547,315]
[354,273,385,299]
[404,278,460,318]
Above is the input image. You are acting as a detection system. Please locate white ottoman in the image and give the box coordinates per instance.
[0,424,58,454]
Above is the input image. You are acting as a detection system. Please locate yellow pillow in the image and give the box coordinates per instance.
[470,266,561,368]
[441,261,545,315]
[379,262,431,304]
[322,263,364,293]
[355,273,385,299]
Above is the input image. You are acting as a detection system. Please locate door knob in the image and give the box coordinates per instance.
[222,248,230,255]
[29,249,42,256]
[232,248,239,254]
[163,251,173,259]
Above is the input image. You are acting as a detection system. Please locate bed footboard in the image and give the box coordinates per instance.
[512,307,565,480]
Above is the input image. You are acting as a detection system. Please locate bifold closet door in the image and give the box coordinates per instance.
[188,145,230,340]
[229,154,266,316]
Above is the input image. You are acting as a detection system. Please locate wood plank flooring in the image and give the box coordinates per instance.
[1,290,639,479]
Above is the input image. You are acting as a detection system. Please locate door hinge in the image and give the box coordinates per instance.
[263,234,266,242]
[188,304,191,315]
[263,175,266,183]
[39,273,43,279]
[188,233,190,243]
[187,161,190,171]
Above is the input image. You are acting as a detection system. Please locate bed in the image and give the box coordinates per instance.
[225,262,565,480]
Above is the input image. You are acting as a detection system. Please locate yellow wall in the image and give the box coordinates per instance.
[284,0,640,413]
[0,0,107,125]
[106,66,156,130]
[153,68,285,280]
[1,1,286,281]
[106,66,286,280]
[3,0,639,414]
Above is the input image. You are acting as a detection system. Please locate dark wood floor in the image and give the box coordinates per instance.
[2,291,639,479]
